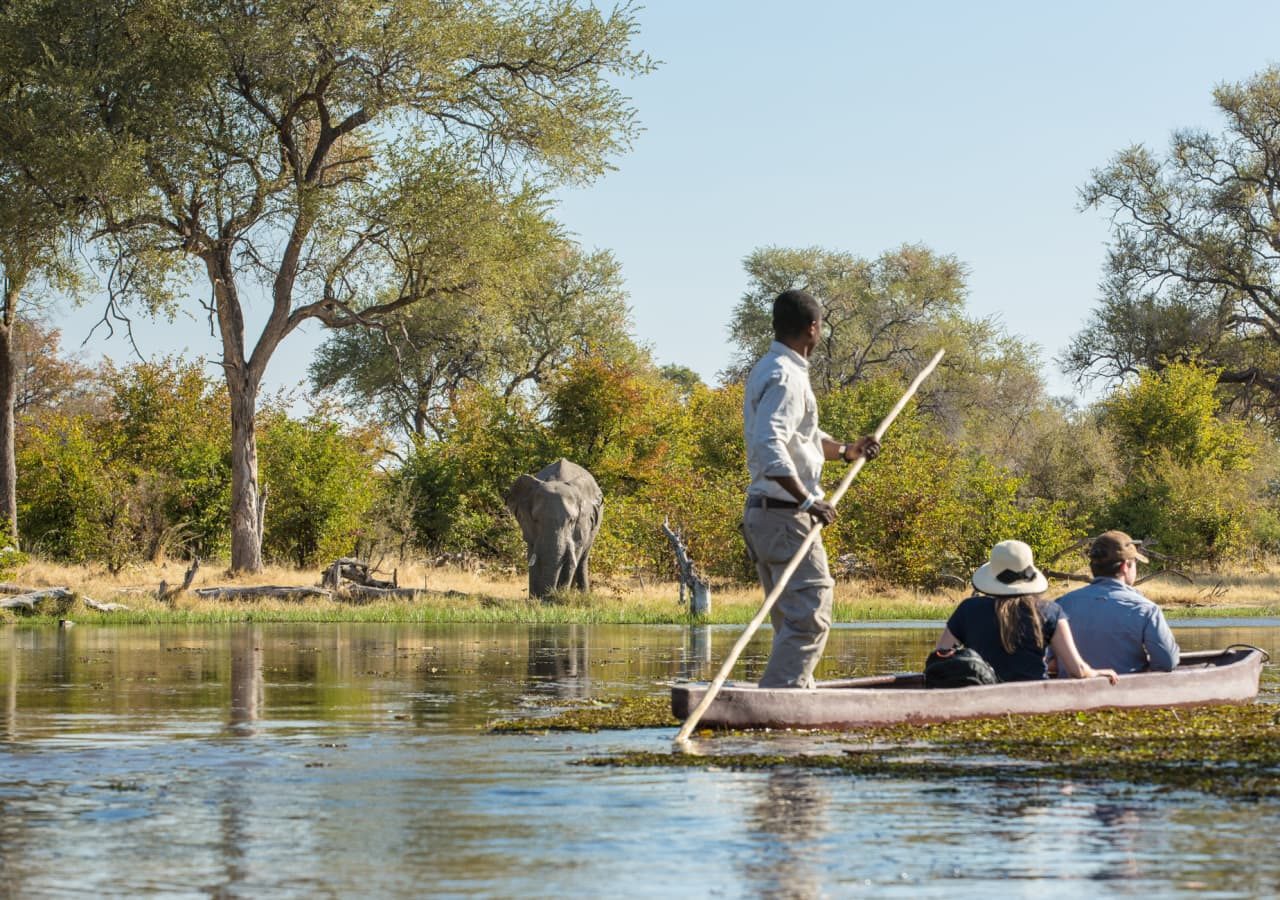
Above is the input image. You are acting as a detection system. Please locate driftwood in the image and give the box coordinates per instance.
[158,558,201,603]
[661,518,711,615]
[1042,569,1095,585]
[84,598,131,612]
[323,557,396,590]
[337,585,421,603]
[193,586,334,602]
[0,585,131,613]
[0,587,73,611]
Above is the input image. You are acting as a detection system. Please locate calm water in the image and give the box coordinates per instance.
[0,621,1278,898]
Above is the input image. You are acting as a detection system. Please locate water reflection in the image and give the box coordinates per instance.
[229,625,263,733]
[680,625,713,681]
[744,771,831,900]
[0,621,1275,896]
[526,624,591,698]
[1089,802,1143,880]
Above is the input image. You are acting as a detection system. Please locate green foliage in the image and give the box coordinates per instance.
[545,354,688,495]
[1101,362,1254,469]
[100,359,232,559]
[0,544,26,579]
[17,412,124,564]
[401,386,552,557]
[1099,363,1264,564]
[258,410,383,568]
[820,381,1076,586]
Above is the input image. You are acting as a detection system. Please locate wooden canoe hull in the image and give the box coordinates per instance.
[671,648,1266,730]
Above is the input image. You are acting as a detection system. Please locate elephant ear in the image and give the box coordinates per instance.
[504,474,543,519]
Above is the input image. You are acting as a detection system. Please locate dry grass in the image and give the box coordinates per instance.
[4,557,1278,624]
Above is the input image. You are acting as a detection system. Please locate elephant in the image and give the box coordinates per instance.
[504,459,603,600]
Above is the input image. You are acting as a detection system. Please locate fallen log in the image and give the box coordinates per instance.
[0,587,73,611]
[337,585,421,603]
[84,598,131,612]
[193,586,334,602]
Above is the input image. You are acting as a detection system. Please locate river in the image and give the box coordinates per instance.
[0,621,1277,897]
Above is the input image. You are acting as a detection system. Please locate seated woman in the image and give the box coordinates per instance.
[935,539,1118,684]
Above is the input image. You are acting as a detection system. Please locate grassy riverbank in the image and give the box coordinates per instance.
[3,559,1280,626]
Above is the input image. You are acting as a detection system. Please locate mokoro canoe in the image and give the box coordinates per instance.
[671,647,1268,730]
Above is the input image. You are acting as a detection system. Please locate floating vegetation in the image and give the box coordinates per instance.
[490,694,677,733]
[580,704,1280,799]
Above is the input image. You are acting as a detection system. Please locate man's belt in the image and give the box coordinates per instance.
[746,495,802,510]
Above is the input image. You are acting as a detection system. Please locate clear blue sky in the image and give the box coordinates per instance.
[52,0,1280,400]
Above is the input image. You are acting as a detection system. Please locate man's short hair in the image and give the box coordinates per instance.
[1089,558,1127,578]
[773,290,822,340]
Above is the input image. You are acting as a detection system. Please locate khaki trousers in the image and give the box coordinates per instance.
[742,503,835,688]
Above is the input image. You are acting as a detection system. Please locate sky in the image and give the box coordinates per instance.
[48,0,1280,401]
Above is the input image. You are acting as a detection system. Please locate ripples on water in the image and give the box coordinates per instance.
[0,622,1277,897]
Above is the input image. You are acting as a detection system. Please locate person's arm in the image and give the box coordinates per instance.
[1050,620,1118,684]
[821,436,882,463]
[1143,608,1181,672]
[935,626,961,655]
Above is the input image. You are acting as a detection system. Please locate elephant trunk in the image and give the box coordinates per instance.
[529,531,577,601]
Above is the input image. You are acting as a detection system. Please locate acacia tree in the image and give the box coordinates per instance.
[725,244,1047,463]
[310,243,633,440]
[1070,66,1280,422]
[21,0,650,571]
[0,89,85,544]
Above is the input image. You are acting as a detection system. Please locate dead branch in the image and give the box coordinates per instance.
[158,558,201,603]
[1042,569,1095,585]
[661,517,711,615]
[322,557,396,590]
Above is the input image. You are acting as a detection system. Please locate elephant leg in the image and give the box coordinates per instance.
[573,554,589,592]
[556,552,576,593]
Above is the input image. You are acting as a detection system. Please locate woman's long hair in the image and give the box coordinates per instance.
[993,594,1044,654]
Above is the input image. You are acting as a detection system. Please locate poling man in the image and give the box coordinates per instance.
[741,289,880,688]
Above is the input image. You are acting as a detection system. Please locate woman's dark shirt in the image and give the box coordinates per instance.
[945,594,1065,682]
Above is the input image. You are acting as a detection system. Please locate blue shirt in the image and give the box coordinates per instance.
[1053,578,1180,674]
[743,341,831,502]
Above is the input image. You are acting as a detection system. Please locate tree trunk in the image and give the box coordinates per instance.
[0,316,16,545]
[228,374,263,573]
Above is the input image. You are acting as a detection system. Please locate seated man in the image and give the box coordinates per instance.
[1052,530,1180,675]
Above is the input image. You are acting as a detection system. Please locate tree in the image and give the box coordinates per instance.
[1097,363,1268,563]
[1070,66,1280,423]
[17,0,651,571]
[12,320,95,422]
[725,244,1049,460]
[0,55,88,544]
[310,244,633,440]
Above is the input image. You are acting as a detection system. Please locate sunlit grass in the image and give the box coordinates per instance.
[3,557,1279,626]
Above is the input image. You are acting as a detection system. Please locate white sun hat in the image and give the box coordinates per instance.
[971,539,1049,596]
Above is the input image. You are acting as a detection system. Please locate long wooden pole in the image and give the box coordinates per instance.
[674,349,945,746]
